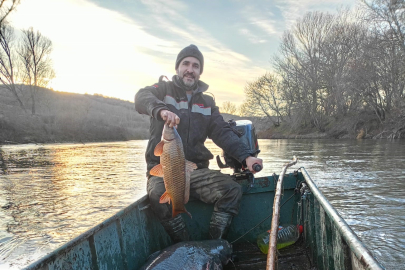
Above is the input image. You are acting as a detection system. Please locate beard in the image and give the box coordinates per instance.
[181,72,199,87]
[182,77,195,87]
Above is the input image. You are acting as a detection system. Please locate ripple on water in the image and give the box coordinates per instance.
[0,139,404,269]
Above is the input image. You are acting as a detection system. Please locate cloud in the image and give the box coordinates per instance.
[274,0,356,29]
[9,0,326,105]
[139,0,188,14]
[8,0,177,100]
[252,18,278,36]
[235,0,357,44]
[232,4,281,48]
[128,0,267,104]
[239,28,268,44]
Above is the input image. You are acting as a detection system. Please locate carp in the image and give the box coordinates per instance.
[150,124,197,218]
[139,239,233,270]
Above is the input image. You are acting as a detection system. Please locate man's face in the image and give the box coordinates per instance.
[176,56,201,87]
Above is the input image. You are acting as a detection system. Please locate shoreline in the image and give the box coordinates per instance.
[1,134,402,147]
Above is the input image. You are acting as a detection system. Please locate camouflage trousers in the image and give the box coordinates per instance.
[147,168,242,222]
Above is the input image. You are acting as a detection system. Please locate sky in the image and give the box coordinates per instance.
[8,0,357,107]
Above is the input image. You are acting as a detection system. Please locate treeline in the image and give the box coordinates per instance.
[242,0,405,139]
[1,1,55,116]
[0,86,271,144]
[0,86,151,143]
[0,2,153,144]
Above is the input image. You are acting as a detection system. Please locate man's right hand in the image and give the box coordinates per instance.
[160,110,180,128]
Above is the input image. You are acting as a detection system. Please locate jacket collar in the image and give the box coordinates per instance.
[196,80,209,93]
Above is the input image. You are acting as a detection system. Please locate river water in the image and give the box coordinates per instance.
[0,139,404,269]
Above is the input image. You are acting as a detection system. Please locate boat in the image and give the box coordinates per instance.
[23,167,384,270]
[23,120,384,269]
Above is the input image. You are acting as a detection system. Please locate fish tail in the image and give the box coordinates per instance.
[172,207,192,219]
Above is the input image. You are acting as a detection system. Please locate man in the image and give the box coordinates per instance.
[135,44,263,243]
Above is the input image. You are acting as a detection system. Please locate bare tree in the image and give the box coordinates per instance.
[241,73,284,126]
[221,101,237,115]
[0,22,26,111]
[0,0,19,26]
[359,0,405,118]
[361,0,405,51]
[274,11,336,131]
[273,9,379,132]
[239,1,404,136]
[19,27,55,115]
[320,9,368,117]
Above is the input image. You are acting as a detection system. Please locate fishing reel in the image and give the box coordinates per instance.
[216,120,261,183]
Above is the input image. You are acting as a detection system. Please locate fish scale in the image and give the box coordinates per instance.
[161,137,186,210]
[150,124,197,218]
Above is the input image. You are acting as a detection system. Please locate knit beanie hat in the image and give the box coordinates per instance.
[175,44,204,74]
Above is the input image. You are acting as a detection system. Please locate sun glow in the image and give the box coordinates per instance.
[8,0,272,106]
[9,0,175,101]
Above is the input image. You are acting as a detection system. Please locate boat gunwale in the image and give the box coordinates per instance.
[23,169,385,270]
[23,195,150,270]
[23,174,296,269]
[300,167,384,270]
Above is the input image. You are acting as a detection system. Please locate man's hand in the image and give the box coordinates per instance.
[160,109,180,128]
[245,156,263,174]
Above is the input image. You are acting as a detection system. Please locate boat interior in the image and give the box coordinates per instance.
[224,238,314,270]
[24,170,384,270]
[183,172,314,269]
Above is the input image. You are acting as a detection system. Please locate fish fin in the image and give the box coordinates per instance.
[150,164,164,177]
[186,209,192,219]
[173,208,192,219]
[186,160,198,171]
[159,191,171,204]
[154,141,164,156]
[184,160,196,204]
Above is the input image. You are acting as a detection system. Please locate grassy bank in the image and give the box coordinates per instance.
[0,86,150,144]
[1,86,403,145]
[256,111,405,140]
[0,86,269,144]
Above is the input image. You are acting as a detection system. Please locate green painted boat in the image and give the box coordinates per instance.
[23,167,384,270]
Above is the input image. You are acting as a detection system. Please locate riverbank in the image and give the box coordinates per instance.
[259,128,403,140]
[0,86,152,144]
[1,86,404,145]
[257,112,405,140]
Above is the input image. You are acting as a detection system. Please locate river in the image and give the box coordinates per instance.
[0,139,404,269]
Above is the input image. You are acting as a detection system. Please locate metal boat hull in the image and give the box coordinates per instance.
[24,170,383,270]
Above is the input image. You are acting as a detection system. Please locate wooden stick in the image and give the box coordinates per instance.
[266,156,298,270]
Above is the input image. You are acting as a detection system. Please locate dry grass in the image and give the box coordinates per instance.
[0,86,150,143]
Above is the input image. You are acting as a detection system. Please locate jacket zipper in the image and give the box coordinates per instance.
[185,93,193,158]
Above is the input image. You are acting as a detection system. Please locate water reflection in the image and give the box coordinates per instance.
[0,139,404,269]
[0,142,149,269]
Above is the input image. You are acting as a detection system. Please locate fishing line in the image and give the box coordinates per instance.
[230,192,296,244]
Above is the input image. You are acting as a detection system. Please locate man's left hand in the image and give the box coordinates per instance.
[245,156,263,174]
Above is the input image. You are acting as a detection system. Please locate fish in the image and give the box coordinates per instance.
[139,239,233,270]
[150,124,197,218]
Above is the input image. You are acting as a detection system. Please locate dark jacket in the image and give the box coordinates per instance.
[134,77,253,176]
